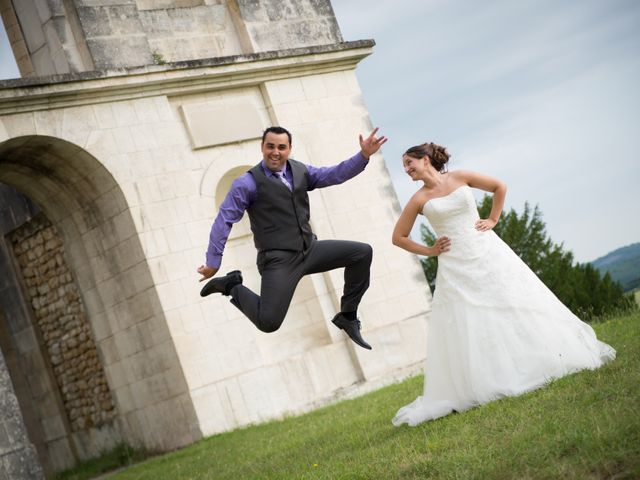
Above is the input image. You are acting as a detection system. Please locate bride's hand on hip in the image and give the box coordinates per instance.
[430,236,451,256]
[475,218,497,231]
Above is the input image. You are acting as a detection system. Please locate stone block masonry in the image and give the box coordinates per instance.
[0,23,432,473]
[0,347,44,479]
[0,0,431,475]
[9,214,116,432]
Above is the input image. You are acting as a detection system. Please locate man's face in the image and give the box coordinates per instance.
[261,132,291,172]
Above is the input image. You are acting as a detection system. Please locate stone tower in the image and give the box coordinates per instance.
[0,1,431,476]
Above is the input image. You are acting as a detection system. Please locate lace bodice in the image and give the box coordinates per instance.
[423,185,487,260]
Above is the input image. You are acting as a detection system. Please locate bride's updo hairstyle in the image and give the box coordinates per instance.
[404,142,450,173]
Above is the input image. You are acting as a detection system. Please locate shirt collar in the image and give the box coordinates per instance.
[260,159,289,177]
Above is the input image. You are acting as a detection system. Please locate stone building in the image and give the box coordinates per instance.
[0,0,431,476]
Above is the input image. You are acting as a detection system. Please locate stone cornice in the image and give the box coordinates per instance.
[0,40,375,114]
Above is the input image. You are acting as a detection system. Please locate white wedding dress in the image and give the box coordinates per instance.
[392,186,615,426]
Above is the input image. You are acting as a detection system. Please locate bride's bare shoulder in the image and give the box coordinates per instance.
[408,187,430,213]
[410,186,429,201]
[446,169,469,181]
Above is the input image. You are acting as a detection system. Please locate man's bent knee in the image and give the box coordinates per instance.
[358,243,373,262]
[257,315,285,333]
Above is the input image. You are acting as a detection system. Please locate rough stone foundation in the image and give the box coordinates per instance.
[9,215,116,432]
[0,346,44,480]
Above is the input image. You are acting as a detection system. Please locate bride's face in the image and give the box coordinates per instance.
[403,154,429,180]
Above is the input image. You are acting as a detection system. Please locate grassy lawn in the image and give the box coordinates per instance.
[59,311,639,480]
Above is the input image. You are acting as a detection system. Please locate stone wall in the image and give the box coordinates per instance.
[0,0,35,77]
[0,0,94,77]
[234,0,343,52]
[0,36,431,470]
[1,0,344,77]
[138,4,244,64]
[0,339,44,480]
[0,183,66,474]
[8,215,116,433]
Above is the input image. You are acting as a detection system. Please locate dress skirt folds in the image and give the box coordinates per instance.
[392,186,615,426]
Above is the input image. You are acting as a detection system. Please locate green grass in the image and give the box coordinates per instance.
[59,312,639,480]
[50,445,146,480]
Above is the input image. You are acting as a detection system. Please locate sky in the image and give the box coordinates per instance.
[1,0,639,263]
[331,0,640,263]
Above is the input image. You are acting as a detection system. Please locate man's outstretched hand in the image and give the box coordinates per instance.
[197,265,218,282]
[359,127,388,159]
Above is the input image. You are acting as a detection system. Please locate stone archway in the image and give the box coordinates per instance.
[0,135,200,474]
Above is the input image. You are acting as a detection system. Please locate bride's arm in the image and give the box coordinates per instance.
[392,196,450,256]
[456,170,507,231]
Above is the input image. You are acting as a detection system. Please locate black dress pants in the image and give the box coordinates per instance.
[229,239,372,332]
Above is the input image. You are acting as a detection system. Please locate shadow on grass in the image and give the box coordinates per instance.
[50,444,150,480]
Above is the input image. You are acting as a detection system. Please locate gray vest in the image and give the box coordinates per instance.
[248,159,314,252]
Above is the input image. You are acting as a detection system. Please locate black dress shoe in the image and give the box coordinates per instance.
[331,313,372,350]
[200,270,243,297]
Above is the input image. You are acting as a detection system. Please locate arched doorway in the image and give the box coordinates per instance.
[0,135,200,474]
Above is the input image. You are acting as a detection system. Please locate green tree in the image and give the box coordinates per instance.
[420,194,634,320]
[477,195,552,275]
[420,223,438,292]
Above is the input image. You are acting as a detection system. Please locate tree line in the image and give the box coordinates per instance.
[420,195,636,321]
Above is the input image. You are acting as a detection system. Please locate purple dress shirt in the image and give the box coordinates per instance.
[205,151,369,268]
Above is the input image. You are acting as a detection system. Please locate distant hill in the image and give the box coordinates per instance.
[591,243,640,292]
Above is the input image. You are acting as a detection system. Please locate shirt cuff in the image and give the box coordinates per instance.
[206,252,222,270]
[357,150,370,163]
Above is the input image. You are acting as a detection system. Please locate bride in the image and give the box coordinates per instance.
[391,142,615,427]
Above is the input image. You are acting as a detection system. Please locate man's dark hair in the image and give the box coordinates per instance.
[262,126,292,146]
